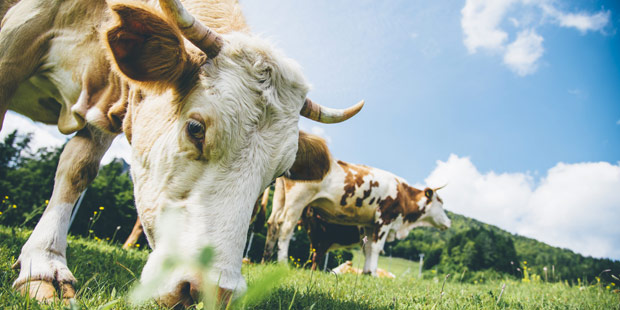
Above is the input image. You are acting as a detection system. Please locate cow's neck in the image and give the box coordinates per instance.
[397,182,424,222]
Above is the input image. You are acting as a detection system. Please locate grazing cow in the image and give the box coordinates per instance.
[263,134,450,276]
[0,0,363,306]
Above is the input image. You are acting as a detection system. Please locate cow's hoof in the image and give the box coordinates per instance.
[15,280,75,304]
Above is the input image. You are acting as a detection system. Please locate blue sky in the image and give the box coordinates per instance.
[242,0,619,180]
[3,0,619,260]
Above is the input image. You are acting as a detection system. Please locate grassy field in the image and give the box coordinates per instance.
[1,225,618,309]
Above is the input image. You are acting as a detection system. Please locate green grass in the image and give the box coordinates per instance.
[350,249,421,277]
[1,225,618,309]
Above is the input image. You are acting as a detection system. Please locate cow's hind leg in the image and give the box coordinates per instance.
[12,126,115,302]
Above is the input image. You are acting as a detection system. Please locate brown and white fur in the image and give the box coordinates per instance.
[263,134,450,276]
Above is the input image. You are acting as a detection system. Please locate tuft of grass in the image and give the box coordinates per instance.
[1,225,618,309]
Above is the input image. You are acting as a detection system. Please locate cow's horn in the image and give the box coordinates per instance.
[301,99,364,124]
[159,0,223,59]
[433,184,448,191]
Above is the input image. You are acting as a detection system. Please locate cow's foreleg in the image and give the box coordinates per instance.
[12,126,115,302]
[311,244,328,271]
[362,225,390,276]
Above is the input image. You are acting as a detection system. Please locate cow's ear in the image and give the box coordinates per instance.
[287,131,331,181]
[105,3,197,91]
[424,188,434,199]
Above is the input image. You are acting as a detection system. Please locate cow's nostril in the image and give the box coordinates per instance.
[157,281,196,309]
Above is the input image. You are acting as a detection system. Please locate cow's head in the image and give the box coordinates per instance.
[394,186,450,240]
[104,0,363,307]
[411,187,451,230]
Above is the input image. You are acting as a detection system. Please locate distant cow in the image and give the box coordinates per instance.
[1,0,363,306]
[263,134,450,276]
[332,261,395,279]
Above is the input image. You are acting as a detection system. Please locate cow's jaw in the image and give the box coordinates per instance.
[413,196,451,230]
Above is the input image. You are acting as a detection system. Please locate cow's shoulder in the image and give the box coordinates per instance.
[286,131,331,181]
[377,180,423,225]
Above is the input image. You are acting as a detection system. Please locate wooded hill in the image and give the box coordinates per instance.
[382,211,620,284]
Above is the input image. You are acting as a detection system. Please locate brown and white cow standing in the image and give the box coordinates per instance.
[263,134,450,276]
[0,0,363,306]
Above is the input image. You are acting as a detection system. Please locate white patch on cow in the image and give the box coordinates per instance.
[374,209,384,225]
[417,196,428,211]
[85,106,106,126]
[13,203,77,287]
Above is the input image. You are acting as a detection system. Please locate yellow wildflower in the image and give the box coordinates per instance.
[12,205,16,208]
[99,206,104,210]
[45,200,49,204]
[523,261,527,265]
[0,211,3,215]
[607,286,611,290]
[4,196,8,199]
[135,244,140,247]
[94,211,97,215]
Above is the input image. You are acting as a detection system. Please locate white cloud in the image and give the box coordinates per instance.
[1,112,131,164]
[1,112,66,151]
[461,0,516,53]
[424,154,620,260]
[503,29,544,76]
[309,126,332,144]
[616,119,620,125]
[461,0,610,76]
[541,4,610,33]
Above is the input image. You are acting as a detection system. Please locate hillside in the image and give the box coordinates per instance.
[383,211,620,284]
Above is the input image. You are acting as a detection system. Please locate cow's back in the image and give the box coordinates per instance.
[292,160,402,226]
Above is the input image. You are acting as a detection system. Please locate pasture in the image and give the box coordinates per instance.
[1,225,617,309]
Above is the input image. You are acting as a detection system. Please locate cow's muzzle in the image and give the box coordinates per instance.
[157,281,200,309]
[157,282,233,309]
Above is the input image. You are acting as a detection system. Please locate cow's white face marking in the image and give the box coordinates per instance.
[412,191,451,230]
[131,33,309,294]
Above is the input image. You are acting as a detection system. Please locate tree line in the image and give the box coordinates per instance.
[1,130,618,284]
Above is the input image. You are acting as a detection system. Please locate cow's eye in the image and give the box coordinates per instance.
[424,189,433,199]
[186,119,205,140]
